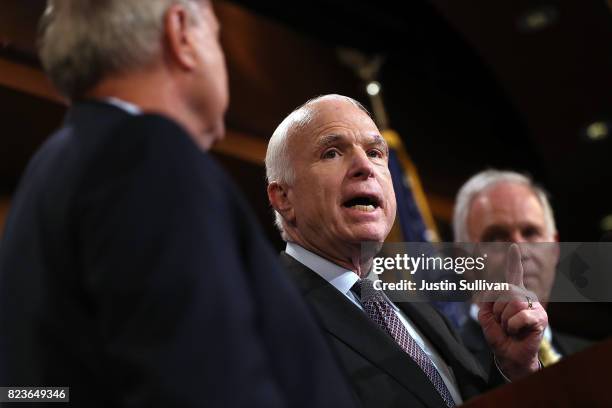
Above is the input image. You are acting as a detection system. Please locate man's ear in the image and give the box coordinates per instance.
[267,182,295,224]
[164,4,198,70]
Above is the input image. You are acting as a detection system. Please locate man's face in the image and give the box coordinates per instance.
[190,2,229,148]
[467,182,558,301]
[284,99,396,261]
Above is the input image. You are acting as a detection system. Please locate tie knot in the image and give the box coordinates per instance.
[351,279,379,302]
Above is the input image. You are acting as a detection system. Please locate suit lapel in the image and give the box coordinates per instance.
[281,253,447,408]
[459,318,489,353]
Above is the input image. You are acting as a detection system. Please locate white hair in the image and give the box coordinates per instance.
[38,0,205,98]
[453,169,557,242]
[265,94,370,240]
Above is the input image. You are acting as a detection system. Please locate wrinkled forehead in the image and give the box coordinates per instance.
[290,99,382,150]
[308,98,376,128]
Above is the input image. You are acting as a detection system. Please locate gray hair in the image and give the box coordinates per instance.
[38,0,205,98]
[265,94,370,240]
[453,169,557,242]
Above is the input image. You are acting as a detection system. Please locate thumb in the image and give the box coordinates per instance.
[505,243,525,288]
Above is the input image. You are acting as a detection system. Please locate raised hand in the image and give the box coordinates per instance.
[478,244,548,380]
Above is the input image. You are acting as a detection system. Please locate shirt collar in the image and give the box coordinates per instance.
[104,97,142,115]
[285,242,360,296]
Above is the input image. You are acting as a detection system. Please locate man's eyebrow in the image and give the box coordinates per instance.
[315,134,344,150]
[314,133,389,155]
[368,134,389,155]
[480,225,510,239]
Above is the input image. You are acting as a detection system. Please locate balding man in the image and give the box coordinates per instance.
[266,95,548,408]
[453,170,591,373]
[0,2,355,406]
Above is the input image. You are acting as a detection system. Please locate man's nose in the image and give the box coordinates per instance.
[348,149,375,179]
[509,232,534,264]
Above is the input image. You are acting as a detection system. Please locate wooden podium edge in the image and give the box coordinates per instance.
[462,338,612,407]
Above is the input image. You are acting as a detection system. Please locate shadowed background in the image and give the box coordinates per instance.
[0,0,611,245]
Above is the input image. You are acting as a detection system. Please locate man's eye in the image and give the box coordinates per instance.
[522,227,540,239]
[322,149,340,159]
[482,232,509,242]
[368,149,383,158]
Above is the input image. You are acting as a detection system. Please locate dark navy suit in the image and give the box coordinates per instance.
[280,253,504,408]
[0,101,356,407]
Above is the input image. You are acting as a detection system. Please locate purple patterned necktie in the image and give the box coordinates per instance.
[352,279,456,408]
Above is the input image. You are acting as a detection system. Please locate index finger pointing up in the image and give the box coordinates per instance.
[505,243,525,288]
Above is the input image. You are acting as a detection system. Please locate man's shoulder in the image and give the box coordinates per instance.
[278,252,350,300]
[56,102,208,168]
[279,251,301,269]
[17,105,241,226]
[279,252,318,286]
[73,110,226,191]
[93,112,198,159]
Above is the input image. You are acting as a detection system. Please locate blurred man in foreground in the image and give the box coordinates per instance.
[266,94,548,408]
[453,169,591,372]
[0,1,355,406]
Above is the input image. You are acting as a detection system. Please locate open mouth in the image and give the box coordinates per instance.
[342,196,381,213]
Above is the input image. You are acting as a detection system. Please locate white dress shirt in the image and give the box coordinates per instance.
[286,242,463,405]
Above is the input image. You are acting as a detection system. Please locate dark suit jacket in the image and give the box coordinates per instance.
[281,252,501,408]
[460,314,593,379]
[0,101,356,408]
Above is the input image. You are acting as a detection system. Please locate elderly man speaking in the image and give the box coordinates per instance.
[266,94,547,408]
